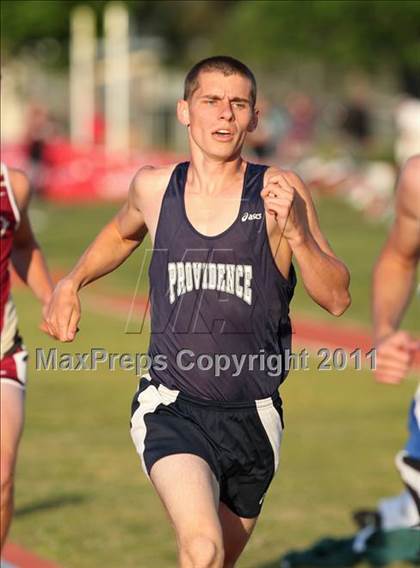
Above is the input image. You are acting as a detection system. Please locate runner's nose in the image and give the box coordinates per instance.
[219,101,234,121]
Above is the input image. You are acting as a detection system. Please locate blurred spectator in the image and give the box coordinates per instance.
[93,111,105,146]
[24,103,54,196]
[340,92,372,150]
[246,96,289,162]
[280,92,317,163]
[394,96,420,165]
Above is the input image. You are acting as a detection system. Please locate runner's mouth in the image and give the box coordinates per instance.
[212,129,235,141]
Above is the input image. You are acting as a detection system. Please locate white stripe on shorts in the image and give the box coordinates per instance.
[256,398,283,473]
[396,450,420,495]
[130,374,179,478]
[0,378,25,390]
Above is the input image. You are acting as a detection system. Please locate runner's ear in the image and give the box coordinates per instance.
[177,99,190,127]
[247,108,259,132]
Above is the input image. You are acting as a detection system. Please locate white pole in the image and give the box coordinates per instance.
[104,2,130,154]
[70,6,96,146]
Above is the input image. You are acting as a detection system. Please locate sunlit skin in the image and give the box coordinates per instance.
[177,71,258,166]
[0,168,53,550]
[46,69,351,342]
[43,64,351,568]
[372,156,420,384]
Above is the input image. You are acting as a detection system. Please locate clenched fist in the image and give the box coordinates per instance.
[260,172,308,246]
[374,330,420,385]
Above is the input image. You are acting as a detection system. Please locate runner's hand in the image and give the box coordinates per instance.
[374,330,420,385]
[260,172,308,245]
[45,278,81,342]
[39,301,51,334]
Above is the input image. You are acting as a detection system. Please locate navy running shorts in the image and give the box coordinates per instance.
[130,373,284,518]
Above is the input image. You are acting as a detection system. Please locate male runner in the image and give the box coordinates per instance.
[0,163,53,548]
[45,56,351,567]
[369,155,420,529]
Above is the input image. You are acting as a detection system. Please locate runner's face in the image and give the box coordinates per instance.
[183,71,257,160]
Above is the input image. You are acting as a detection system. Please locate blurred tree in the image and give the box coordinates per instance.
[217,0,420,91]
[1,0,108,66]
[0,0,236,67]
[129,0,237,65]
[1,0,419,91]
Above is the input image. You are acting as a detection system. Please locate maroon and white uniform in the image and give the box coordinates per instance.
[0,162,28,389]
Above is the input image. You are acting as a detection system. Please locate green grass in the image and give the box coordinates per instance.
[7,196,419,567]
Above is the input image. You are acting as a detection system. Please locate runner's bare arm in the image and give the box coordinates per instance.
[371,156,420,384]
[262,168,351,316]
[66,175,150,290]
[373,157,420,342]
[9,169,53,310]
[45,166,162,341]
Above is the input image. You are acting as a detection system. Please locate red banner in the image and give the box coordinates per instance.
[1,141,181,202]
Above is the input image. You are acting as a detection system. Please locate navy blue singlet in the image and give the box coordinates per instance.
[148,161,296,401]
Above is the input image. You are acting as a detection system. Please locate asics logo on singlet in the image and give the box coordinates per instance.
[168,261,253,305]
[241,212,262,222]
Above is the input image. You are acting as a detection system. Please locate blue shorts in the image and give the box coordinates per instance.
[405,386,420,459]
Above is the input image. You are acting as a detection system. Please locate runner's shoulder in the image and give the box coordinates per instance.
[265,165,309,198]
[7,168,31,210]
[400,155,420,193]
[131,163,178,200]
[398,155,420,218]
